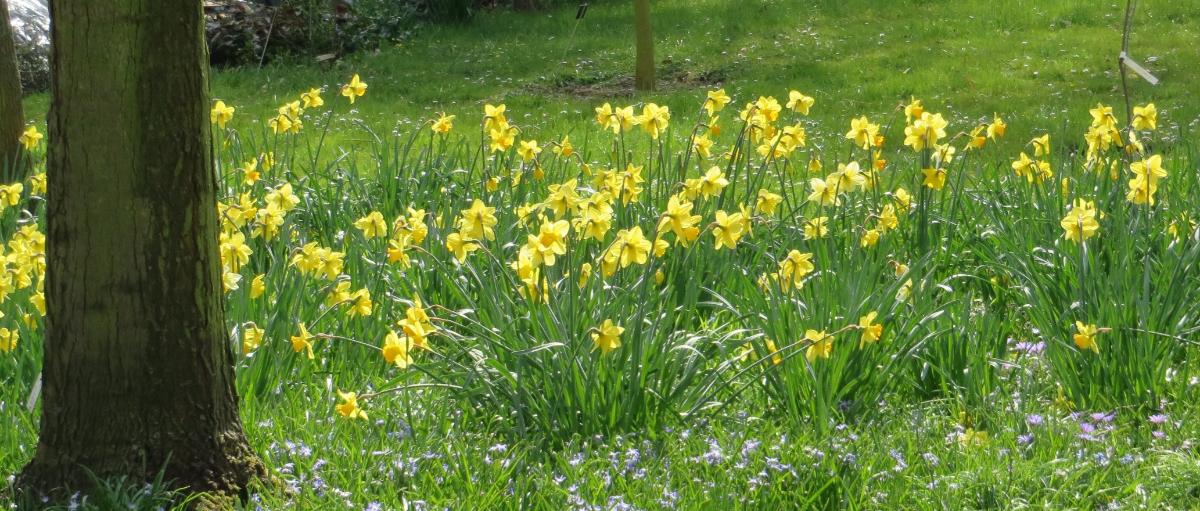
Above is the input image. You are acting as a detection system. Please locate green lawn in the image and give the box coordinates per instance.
[22,0,1200,150]
[7,1,1200,510]
[245,0,1198,150]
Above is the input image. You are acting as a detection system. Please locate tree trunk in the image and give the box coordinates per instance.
[0,0,23,174]
[633,0,654,91]
[16,0,265,503]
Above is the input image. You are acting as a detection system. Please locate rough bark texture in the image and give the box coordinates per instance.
[633,0,654,91]
[15,0,266,502]
[0,0,23,173]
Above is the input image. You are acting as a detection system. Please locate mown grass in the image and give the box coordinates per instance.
[6,1,1200,510]
[223,0,1198,151]
[20,0,1200,152]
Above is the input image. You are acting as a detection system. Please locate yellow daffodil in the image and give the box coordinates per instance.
[897,278,914,301]
[545,179,581,218]
[278,100,303,119]
[524,219,570,267]
[300,88,324,108]
[268,113,294,134]
[1073,322,1102,353]
[517,139,542,162]
[0,327,17,353]
[1089,103,1117,131]
[446,232,477,263]
[578,262,592,288]
[354,211,388,239]
[764,338,783,365]
[29,172,46,195]
[860,228,881,248]
[657,195,701,246]
[922,167,947,191]
[959,428,989,447]
[210,100,235,128]
[265,182,300,212]
[986,114,1006,139]
[778,250,814,292]
[877,204,899,232]
[594,102,618,132]
[290,242,345,280]
[755,188,783,215]
[432,112,455,134]
[458,199,498,241]
[341,74,367,103]
[382,330,414,368]
[698,166,728,198]
[335,390,368,420]
[786,90,815,115]
[804,329,834,362]
[222,270,242,293]
[807,177,840,206]
[291,323,315,360]
[829,161,866,193]
[613,226,652,268]
[218,231,252,272]
[704,89,731,115]
[1127,154,1166,206]
[1031,134,1051,157]
[489,126,516,153]
[1132,103,1157,131]
[845,116,879,150]
[904,97,924,121]
[903,111,948,151]
[251,274,266,299]
[553,135,574,157]
[804,216,828,240]
[18,126,43,150]
[592,319,624,354]
[1061,200,1100,243]
[1131,154,1167,184]
[241,323,264,355]
[967,125,987,150]
[712,210,746,250]
[693,134,714,158]
[638,103,671,139]
[858,311,882,348]
[347,288,373,318]
[893,188,912,211]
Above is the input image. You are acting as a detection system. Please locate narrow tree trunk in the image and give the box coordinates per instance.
[633,0,654,91]
[16,0,265,503]
[0,0,23,174]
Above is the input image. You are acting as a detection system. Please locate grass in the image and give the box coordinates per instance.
[21,0,1200,152]
[6,0,1200,509]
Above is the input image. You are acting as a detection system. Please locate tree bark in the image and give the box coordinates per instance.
[0,0,23,174]
[16,0,265,503]
[633,0,654,91]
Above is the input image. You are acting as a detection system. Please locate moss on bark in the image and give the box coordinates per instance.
[14,0,266,504]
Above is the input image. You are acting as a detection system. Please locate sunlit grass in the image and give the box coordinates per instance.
[5,1,1200,509]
